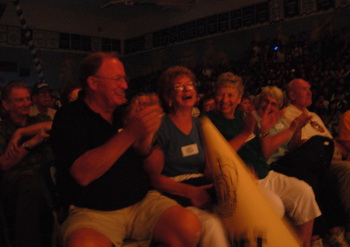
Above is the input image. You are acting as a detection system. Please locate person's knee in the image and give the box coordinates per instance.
[154,205,201,247]
[177,208,201,243]
[65,227,113,247]
[261,187,285,218]
[200,214,225,235]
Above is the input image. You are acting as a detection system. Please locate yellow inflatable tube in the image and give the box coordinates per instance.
[200,116,301,247]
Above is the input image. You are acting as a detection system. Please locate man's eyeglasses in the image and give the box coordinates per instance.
[93,75,129,84]
[173,82,195,91]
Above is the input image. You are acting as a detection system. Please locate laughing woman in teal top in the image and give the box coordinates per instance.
[144,66,230,247]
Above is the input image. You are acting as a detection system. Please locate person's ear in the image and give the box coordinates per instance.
[87,76,98,91]
[238,94,243,104]
[2,99,10,111]
[289,91,296,101]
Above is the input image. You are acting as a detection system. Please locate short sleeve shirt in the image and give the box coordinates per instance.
[157,115,205,177]
[206,111,270,179]
[283,104,333,140]
[50,93,151,211]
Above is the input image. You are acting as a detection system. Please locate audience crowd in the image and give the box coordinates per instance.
[131,27,350,139]
[0,26,350,247]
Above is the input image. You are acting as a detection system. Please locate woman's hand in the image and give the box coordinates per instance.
[260,104,283,133]
[188,184,213,208]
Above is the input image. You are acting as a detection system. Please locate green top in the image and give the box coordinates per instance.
[206,110,270,179]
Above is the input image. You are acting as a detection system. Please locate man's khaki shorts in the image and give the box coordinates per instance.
[61,190,178,247]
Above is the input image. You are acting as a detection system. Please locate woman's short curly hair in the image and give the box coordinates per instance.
[254,86,286,109]
[215,72,244,95]
[157,66,196,101]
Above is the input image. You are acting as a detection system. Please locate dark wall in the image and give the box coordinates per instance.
[0,47,84,89]
[0,8,349,90]
[123,9,350,78]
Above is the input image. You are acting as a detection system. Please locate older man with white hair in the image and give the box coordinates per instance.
[257,79,350,247]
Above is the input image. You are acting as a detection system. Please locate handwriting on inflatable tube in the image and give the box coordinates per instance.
[215,157,268,247]
[214,157,238,217]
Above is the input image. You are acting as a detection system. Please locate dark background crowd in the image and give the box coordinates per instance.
[129,27,350,139]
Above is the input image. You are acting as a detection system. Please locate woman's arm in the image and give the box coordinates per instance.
[228,112,256,151]
[261,113,311,159]
[144,146,212,208]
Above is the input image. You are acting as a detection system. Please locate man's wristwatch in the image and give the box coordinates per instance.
[22,143,32,152]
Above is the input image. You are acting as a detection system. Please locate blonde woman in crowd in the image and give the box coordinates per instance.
[206,72,321,247]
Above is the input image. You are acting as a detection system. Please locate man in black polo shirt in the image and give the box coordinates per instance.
[50,52,201,247]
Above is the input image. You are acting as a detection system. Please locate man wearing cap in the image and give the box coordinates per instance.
[30,82,56,120]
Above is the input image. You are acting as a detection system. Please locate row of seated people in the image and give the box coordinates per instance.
[131,26,350,138]
[196,73,350,247]
[1,51,350,247]
[198,76,350,247]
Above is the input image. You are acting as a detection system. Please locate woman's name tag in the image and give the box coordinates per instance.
[181,143,199,157]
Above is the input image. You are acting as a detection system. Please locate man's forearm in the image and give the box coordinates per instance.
[70,128,137,186]
[0,146,28,171]
[16,121,52,137]
[133,133,156,156]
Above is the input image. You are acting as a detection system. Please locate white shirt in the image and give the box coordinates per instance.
[283,104,333,141]
[29,104,56,120]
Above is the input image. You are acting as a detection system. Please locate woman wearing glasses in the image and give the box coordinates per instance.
[144,66,230,247]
